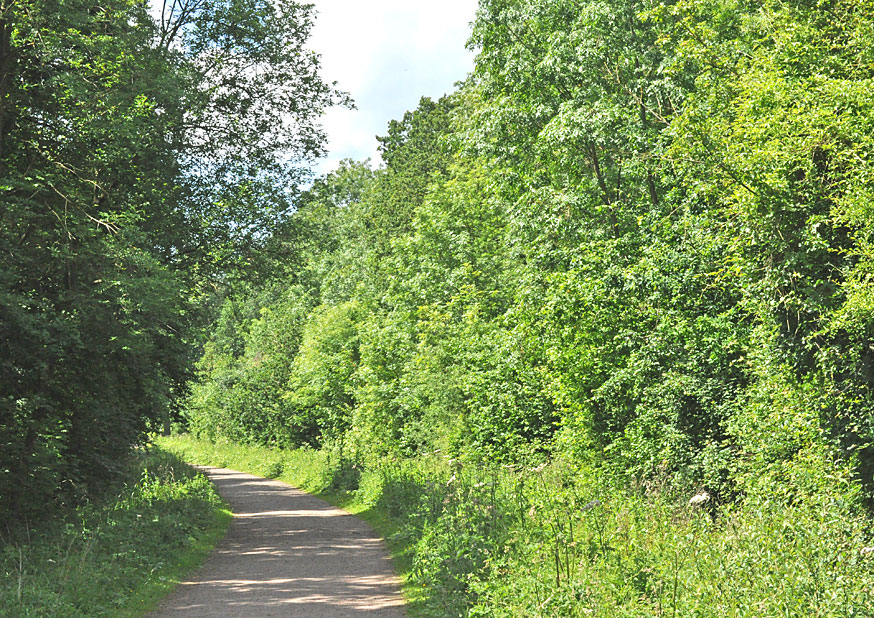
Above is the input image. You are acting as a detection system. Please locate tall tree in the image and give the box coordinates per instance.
[0,0,342,517]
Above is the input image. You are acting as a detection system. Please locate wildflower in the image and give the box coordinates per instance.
[689,491,710,507]
[861,546,874,556]
[529,462,547,473]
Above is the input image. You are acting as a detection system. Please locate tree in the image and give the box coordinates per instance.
[150,0,351,282]
[0,0,342,517]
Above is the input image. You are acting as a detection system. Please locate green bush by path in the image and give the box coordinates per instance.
[0,446,230,618]
[161,434,874,618]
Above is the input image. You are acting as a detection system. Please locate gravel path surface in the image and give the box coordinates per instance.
[149,467,406,617]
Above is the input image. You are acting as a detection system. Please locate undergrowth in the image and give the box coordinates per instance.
[159,434,874,617]
[0,446,229,617]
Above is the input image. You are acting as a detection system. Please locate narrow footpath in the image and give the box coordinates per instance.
[150,467,406,617]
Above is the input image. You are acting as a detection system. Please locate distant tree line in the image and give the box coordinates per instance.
[188,0,874,506]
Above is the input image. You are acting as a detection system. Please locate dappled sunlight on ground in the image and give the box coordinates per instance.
[149,467,405,617]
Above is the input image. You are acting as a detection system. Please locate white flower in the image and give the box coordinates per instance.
[688,491,710,506]
[861,546,874,556]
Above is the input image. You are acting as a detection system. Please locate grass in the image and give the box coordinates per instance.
[0,446,231,617]
[158,434,874,618]
[115,504,231,617]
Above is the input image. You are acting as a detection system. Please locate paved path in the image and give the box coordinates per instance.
[149,467,406,617]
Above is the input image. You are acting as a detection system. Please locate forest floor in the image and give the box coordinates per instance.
[148,466,406,617]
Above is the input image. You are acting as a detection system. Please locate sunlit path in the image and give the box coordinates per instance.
[150,467,405,617]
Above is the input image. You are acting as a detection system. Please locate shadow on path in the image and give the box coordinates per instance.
[149,467,406,617]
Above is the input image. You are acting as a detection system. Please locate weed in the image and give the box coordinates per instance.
[0,447,227,617]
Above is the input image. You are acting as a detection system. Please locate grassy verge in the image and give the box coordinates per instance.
[0,446,230,618]
[158,434,874,617]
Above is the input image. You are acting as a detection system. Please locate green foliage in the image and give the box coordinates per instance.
[186,0,874,503]
[181,4,874,614]
[0,0,341,518]
[468,476,874,618]
[165,435,874,618]
[283,301,363,445]
[660,0,874,495]
[186,286,312,444]
[0,447,227,617]
[0,0,189,517]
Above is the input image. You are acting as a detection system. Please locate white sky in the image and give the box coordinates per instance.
[307,0,478,175]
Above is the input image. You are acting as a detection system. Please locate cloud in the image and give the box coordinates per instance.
[308,0,477,175]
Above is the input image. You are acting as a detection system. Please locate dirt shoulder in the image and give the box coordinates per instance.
[149,467,406,617]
